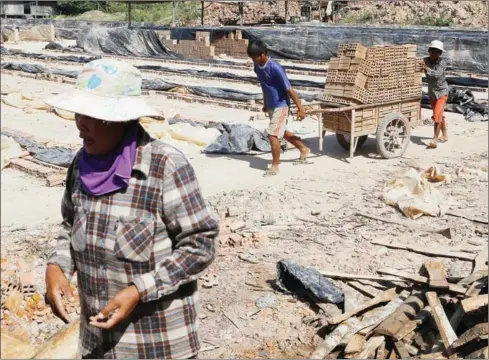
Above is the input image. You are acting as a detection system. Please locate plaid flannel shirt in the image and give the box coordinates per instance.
[47,125,219,359]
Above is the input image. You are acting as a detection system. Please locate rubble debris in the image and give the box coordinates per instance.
[311,260,487,359]
[324,288,398,326]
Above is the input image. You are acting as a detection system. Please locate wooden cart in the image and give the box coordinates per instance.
[311,97,422,159]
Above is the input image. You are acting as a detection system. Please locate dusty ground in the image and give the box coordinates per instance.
[1,41,488,358]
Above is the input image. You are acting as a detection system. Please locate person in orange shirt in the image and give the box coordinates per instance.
[423,40,449,149]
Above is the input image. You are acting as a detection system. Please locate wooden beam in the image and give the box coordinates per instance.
[460,294,488,313]
[424,260,449,289]
[457,268,488,287]
[128,1,132,28]
[320,270,407,283]
[311,317,361,359]
[466,346,488,359]
[324,288,398,326]
[348,281,380,298]
[357,336,385,359]
[452,323,488,349]
[355,212,452,238]
[201,1,204,25]
[426,292,458,351]
[371,239,476,261]
[373,293,426,338]
[376,268,467,295]
[344,334,365,356]
[393,341,410,359]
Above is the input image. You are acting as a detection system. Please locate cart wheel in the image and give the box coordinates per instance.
[336,134,368,151]
[376,113,411,159]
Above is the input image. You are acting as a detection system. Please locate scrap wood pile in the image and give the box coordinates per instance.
[309,246,488,359]
[324,43,423,105]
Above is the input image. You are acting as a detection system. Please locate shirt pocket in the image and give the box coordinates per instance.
[71,206,88,252]
[113,216,155,263]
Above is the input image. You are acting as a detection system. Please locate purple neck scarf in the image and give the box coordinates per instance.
[79,122,138,197]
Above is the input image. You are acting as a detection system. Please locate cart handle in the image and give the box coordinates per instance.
[290,97,421,116]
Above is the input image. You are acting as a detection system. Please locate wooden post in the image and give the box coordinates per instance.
[127,1,132,28]
[201,1,204,25]
[285,1,288,23]
[172,0,176,27]
[350,109,356,159]
[239,2,243,26]
[318,113,323,152]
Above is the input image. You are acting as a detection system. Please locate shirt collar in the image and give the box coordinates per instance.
[258,57,271,70]
[132,124,153,179]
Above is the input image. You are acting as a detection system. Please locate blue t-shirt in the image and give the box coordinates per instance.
[254,59,291,110]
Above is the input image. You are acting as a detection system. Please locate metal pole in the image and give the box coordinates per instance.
[128,1,132,28]
[172,1,176,27]
[201,1,204,25]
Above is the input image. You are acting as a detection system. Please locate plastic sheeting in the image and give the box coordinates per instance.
[1,61,320,103]
[76,27,181,58]
[421,88,488,122]
[276,259,344,304]
[1,130,76,168]
[2,18,487,73]
[204,122,271,154]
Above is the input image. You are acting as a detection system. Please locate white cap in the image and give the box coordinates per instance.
[429,40,444,52]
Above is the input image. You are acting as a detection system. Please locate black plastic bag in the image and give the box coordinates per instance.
[276,259,344,304]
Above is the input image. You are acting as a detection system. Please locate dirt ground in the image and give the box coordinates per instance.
[1,41,488,358]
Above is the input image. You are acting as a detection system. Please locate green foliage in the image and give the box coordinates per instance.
[56,1,106,16]
[415,14,455,27]
[56,2,200,25]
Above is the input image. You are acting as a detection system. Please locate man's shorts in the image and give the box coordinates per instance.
[265,107,289,139]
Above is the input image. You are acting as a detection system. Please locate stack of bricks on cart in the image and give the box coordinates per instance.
[323,43,423,105]
[157,30,248,59]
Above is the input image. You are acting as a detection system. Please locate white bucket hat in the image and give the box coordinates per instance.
[428,40,444,52]
[45,59,161,122]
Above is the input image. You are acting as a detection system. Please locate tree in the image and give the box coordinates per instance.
[56,1,107,15]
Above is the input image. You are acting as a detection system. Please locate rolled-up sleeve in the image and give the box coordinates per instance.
[133,157,219,303]
[47,160,76,281]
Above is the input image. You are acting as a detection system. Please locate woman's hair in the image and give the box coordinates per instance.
[247,39,268,57]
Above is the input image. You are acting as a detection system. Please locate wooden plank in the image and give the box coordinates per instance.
[357,336,385,359]
[355,212,452,238]
[320,270,407,283]
[357,291,411,336]
[449,306,465,331]
[466,346,488,359]
[404,343,419,356]
[373,293,426,338]
[311,317,361,359]
[457,268,488,287]
[419,352,447,359]
[425,292,458,351]
[348,281,380,298]
[377,268,467,295]
[375,339,386,359]
[324,288,398,325]
[452,323,488,349]
[424,260,450,289]
[394,341,410,359]
[371,239,476,261]
[461,294,488,313]
[344,334,366,356]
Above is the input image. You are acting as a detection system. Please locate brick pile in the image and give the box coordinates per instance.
[212,30,249,58]
[157,30,249,59]
[159,30,215,59]
[323,43,423,105]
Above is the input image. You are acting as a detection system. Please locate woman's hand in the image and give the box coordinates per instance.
[45,264,75,324]
[89,285,140,330]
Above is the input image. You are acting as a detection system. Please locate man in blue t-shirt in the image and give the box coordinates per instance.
[248,39,311,177]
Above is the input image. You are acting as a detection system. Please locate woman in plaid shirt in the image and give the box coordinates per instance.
[44,59,219,359]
